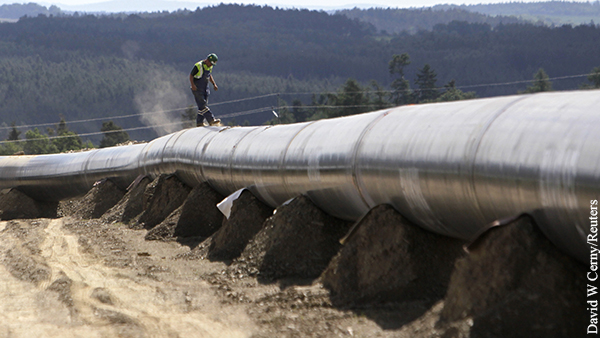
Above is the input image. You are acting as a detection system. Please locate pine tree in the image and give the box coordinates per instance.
[7,122,21,141]
[99,121,130,148]
[52,117,83,152]
[436,80,477,102]
[335,78,369,117]
[288,99,308,122]
[389,53,413,105]
[521,68,552,93]
[414,64,440,103]
[369,80,389,110]
[587,66,600,88]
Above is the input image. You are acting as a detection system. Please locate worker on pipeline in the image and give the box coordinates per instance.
[189,53,221,127]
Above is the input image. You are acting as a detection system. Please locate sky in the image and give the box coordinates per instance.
[2,0,592,12]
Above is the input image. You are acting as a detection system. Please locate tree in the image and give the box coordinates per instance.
[23,128,59,154]
[0,141,23,155]
[99,121,130,148]
[265,99,296,125]
[389,53,410,78]
[51,117,84,152]
[335,78,370,117]
[308,92,339,120]
[436,80,477,102]
[521,68,552,93]
[0,121,23,155]
[586,66,600,88]
[7,122,21,141]
[389,53,413,106]
[369,80,389,110]
[56,117,68,134]
[414,64,440,103]
[265,109,295,125]
[290,99,309,122]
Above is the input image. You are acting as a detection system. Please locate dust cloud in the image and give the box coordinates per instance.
[134,70,189,136]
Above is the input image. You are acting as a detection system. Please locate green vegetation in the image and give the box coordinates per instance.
[520,68,553,94]
[99,121,130,148]
[0,3,598,149]
[0,3,62,20]
[436,1,600,26]
[583,66,600,89]
[338,7,524,34]
[0,118,94,155]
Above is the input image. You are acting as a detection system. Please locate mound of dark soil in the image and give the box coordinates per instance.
[59,179,125,219]
[229,195,351,281]
[174,182,225,237]
[321,204,465,306]
[0,189,58,220]
[439,215,587,337]
[207,190,274,261]
[135,174,191,230]
[102,176,151,224]
[145,182,225,241]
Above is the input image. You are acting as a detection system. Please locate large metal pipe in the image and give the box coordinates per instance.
[0,90,598,262]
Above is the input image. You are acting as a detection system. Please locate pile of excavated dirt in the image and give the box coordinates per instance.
[0,169,589,337]
[205,189,274,261]
[145,182,225,241]
[180,190,272,260]
[59,179,125,219]
[321,204,466,306]
[0,189,57,220]
[134,174,192,230]
[102,176,151,225]
[227,195,351,281]
[0,176,590,337]
[173,182,224,237]
[437,215,587,337]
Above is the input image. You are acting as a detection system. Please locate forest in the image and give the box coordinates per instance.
[338,7,526,34]
[0,3,600,154]
[435,0,600,25]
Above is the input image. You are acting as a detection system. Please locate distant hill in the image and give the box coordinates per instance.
[1,3,600,143]
[3,1,386,16]
[7,1,600,28]
[54,0,207,13]
[338,7,525,34]
[435,1,600,26]
[339,1,600,34]
[0,3,62,19]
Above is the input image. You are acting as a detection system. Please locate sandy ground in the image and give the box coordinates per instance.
[0,217,446,338]
[0,218,254,338]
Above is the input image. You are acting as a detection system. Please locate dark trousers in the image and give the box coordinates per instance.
[191,89,216,126]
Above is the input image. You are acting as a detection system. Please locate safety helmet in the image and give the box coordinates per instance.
[207,53,218,65]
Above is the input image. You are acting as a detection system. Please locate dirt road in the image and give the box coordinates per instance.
[0,218,257,337]
[0,217,426,338]
[2,199,591,338]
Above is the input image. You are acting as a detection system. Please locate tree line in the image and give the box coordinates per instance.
[1,4,600,147]
[2,55,600,155]
[0,118,130,155]
[338,7,525,35]
[265,55,600,125]
[2,4,600,86]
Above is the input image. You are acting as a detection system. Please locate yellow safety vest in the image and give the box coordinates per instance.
[193,61,213,79]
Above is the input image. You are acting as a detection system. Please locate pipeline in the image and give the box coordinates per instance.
[0,90,598,262]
